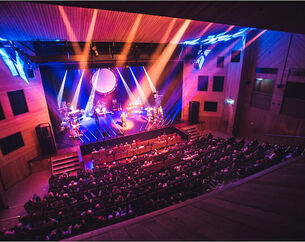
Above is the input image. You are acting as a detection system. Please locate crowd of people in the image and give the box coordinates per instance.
[1,133,304,240]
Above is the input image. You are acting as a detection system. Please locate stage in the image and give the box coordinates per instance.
[56,109,175,149]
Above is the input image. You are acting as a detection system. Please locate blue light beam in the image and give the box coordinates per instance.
[71,69,85,110]
[57,70,67,109]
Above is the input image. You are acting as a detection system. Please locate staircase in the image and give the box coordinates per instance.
[182,125,201,140]
[51,152,81,176]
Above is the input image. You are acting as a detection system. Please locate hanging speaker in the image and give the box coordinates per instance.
[27,68,35,78]
[188,101,200,124]
[35,123,56,155]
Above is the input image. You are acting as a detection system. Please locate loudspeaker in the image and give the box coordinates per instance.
[36,123,56,155]
[27,68,35,78]
[188,101,200,124]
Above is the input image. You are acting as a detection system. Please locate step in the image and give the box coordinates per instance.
[52,157,79,167]
[184,127,197,131]
[53,167,81,176]
[51,153,78,163]
[191,134,201,139]
[188,130,200,134]
[190,131,200,135]
[53,163,80,173]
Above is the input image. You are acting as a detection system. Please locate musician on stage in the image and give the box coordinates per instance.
[93,110,99,127]
[158,105,163,119]
[70,118,82,137]
[147,108,152,122]
[121,112,127,128]
[153,107,157,120]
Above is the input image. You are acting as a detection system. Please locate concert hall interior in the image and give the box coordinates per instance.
[0,1,305,241]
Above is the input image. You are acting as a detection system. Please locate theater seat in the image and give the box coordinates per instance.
[127,149,134,157]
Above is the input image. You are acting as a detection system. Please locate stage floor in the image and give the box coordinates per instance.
[56,111,171,149]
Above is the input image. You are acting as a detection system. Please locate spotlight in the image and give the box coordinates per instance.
[92,44,99,56]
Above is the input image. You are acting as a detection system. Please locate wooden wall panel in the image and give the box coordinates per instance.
[234,30,305,139]
[223,37,245,135]
[0,59,51,189]
[182,37,244,133]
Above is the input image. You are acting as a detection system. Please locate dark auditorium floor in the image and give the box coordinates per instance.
[65,155,305,241]
[0,171,51,229]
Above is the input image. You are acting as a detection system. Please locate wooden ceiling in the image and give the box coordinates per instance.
[46,1,305,35]
[0,2,231,43]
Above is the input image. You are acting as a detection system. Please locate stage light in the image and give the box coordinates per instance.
[57,70,67,109]
[92,44,99,56]
[225,98,235,105]
[181,27,255,46]
[71,69,85,110]
[0,48,18,76]
[15,51,29,84]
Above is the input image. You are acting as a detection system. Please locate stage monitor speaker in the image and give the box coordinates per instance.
[36,123,57,155]
[188,101,199,124]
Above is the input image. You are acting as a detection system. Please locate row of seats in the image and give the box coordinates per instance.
[83,134,182,165]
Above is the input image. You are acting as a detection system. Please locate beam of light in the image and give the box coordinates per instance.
[144,120,150,131]
[80,9,98,69]
[244,29,267,49]
[96,122,108,139]
[142,66,156,93]
[86,128,98,141]
[150,18,177,61]
[57,70,67,109]
[139,19,191,104]
[15,51,28,84]
[84,69,99,116]
[129,67,148,105]
[116,67,136,103]
[58,6,82,54]
[117,14,142,66]
[69,126,84,143]
[181,27,254,46]
[0,48,18,76]
[96,117,111,137]
[197,22,213,37]
[71,69,84,110]
[226,25,235,32]
[96,127,104,139]
[78,127,91,143]
[58,6,98,69]
[101,117,117,136]
[109,116,123,135]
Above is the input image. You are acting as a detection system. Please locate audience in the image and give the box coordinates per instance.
[1,133,303,240]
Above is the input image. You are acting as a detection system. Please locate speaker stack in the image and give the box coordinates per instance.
[188,101,200,124]
[35,123,57,155]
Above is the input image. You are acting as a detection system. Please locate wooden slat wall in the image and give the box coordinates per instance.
[0,59,51,189]
[182,37,244,133]
[234,31,305,138]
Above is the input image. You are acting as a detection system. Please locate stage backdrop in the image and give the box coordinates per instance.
[39,61,183,139]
